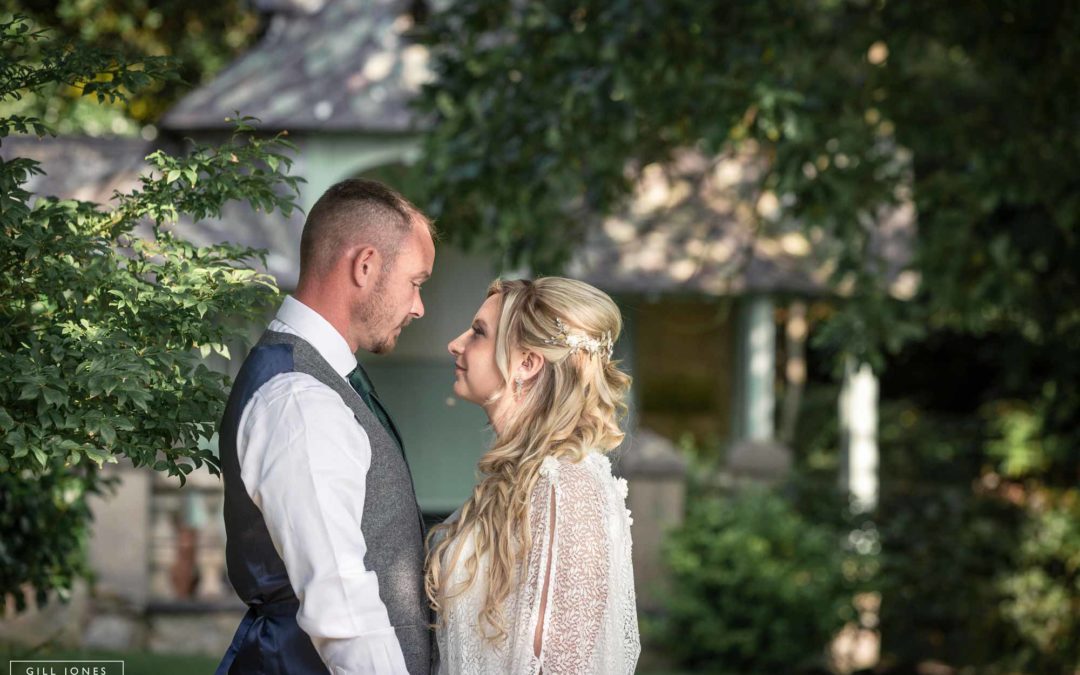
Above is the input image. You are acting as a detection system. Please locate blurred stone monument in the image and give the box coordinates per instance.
[727,438,794,482]
[617,428,688,612]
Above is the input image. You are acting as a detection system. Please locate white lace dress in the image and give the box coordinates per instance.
[435,452,640,675]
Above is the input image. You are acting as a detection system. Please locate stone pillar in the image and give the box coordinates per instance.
[728,295,791,480]
[196,491,227,600]
[81,464,153,651]
[839,357,879,511]
[735,295,777,442]
[149,491,180,600]
[88,465,151,609]
[619,429,688,613]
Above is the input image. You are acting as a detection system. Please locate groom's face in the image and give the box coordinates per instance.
[356,222,434,354]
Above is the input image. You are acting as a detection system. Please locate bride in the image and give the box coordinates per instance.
[427,277,640,675]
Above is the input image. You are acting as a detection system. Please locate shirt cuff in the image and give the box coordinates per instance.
[313,627,410,675]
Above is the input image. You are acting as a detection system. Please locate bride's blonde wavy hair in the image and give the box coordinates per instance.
[425,276,631,643]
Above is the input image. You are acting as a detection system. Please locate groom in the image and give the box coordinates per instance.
[215,179,436,675]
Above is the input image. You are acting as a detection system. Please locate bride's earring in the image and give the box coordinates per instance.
[513,376,524,401]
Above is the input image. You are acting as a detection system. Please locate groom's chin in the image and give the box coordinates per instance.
[370,336,397,355]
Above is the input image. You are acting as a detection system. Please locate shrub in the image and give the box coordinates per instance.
[877,485,1024,669]
[871,394,1080,673]
[995,486,1080,673]
[658,485,858,673]
[0,467,97,609]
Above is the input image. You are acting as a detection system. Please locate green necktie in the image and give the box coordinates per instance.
[347,364,403,452]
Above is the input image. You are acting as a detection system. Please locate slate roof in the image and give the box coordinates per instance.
[569,145,915,297]
[4,136,914,297]
[161,0,431,133]
[2,135,306,289]
[1,135,154,204]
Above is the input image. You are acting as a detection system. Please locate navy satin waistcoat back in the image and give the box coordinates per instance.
[215,331,431,675]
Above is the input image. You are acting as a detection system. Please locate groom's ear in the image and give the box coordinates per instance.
[350,246,379,288]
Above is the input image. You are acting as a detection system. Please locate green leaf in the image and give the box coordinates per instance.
[85,447,113,468]
[41,387,67,407]
[98,422,117,446]
[7,428,28,457]
[31,446,48,468]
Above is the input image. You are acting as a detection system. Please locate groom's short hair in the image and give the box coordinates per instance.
[299,178,433,278]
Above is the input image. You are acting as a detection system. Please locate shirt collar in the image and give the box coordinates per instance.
[273,295,357,377]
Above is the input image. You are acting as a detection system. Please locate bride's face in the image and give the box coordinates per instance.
[448,294,505,406]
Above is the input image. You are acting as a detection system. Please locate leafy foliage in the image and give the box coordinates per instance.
[877,480,1080,674]
[996,487,1080,673]
[847,366,1079,672]
[417,0,912,334]
[416,0,1080,465]
[877,485,1024,669]
[0,16,302,608]
[659,484,861,673]
[1,1,261,133]
[0,465,98,612]
[421,12,1080,665]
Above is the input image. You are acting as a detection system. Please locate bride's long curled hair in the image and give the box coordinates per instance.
[425,277,631,643]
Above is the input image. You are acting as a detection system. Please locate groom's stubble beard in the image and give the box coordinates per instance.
[356,273,412,354]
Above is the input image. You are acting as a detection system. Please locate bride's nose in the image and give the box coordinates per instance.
[447,335,462,356]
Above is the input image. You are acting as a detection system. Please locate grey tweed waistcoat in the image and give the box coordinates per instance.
[217,330,431,675]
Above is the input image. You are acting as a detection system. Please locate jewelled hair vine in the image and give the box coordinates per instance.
[543,317,615,360]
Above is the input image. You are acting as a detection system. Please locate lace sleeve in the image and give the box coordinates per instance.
[527,458,610,674]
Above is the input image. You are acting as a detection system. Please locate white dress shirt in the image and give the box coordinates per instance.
[235,295,410,675]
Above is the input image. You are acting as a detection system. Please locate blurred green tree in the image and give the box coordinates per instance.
[0,17,302,610]
[415,0,1079,477]
[1,1,261,134]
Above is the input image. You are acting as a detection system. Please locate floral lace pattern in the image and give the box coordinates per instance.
[436,452,640,674]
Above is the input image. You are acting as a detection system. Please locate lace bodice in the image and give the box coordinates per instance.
[435,452,640,674]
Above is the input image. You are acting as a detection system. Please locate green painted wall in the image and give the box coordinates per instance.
[299,134,421,211]
[361,358,491,514]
